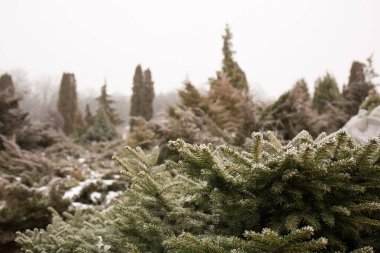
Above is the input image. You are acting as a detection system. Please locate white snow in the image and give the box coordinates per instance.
[105,191,122,205]
[102,180,114,186]
[63,179,97,200]
[71,202,93,210]
[90,192,102,203]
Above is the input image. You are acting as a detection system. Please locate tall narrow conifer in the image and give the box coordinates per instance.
[57,73,84,136]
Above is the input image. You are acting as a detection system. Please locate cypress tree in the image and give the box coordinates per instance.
[57,73,84,136]
[130,65,144,120]
[142,68,154,121]
[130,65,155,128]
[0,73,28,137]
[96,83,123,126]
[312,73,341,114]
[219,24,249,91]
[342,61,373,117]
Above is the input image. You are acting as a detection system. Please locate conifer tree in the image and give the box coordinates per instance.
[96,83,123,126]
[342,61,373,117]
[130,65,144,119]
[260,79,316,140]
[130,65,155,128]
[0,73,28,137]
[312,73,341,114]
[142,69,155,120]
[219,24,249,91]
[361,89,380,112]
[84,104,95,126]
[57,73,85,136]
[177,81,205,109]
[208,73,257,144]
[79,108,118,144]
[17,130,380,252]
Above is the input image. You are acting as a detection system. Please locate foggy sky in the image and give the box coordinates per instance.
[0,0,379,98]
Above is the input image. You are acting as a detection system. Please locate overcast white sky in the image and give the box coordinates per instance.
[0,0,379,98]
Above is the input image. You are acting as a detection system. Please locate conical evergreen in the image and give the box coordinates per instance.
[312,73,341,114]
[84,104,95,126]
[130,65,155,128]
[342,61,373,116]
[79,108,118,144]
[0,73,28,137]
[57,73,84,136]
[130,65,144,119]
[177,81,204,109]
[219,24,249,91]
[260,79,316,140]
[143,69,155,120]
[96,83,123,126]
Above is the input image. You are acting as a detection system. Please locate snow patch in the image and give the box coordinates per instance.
[90,192,102,203]
[71,202,93,210]
[105,191,122,205]
[63,179,97,200]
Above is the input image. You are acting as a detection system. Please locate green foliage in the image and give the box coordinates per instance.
[361,89,380,112]
[96,84,123,126]
[165,74,257,147]
[84,104,95,127]
[342,61,374,117]
[16,122,66,150]
[312,73,341,114]
[126,117,159,149]
[17,130,379,252]
[0,73,28,137]
[219,24,249,91]
[79,108,118,144]
[164,227,328,253]
[57,73,85,136]
[0,135,69,251]
[260,80,316,140]
[130,65,155,126]
[177,81,205,109]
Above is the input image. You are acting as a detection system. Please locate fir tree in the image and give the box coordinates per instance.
[17,130,380,252]
[0,73,28,137]
[79,108,118,144]
[57,73,85,136]
[96,83,123,126]
[219,24,249,91]
[342,61,373,117]
[312,73,341,114]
